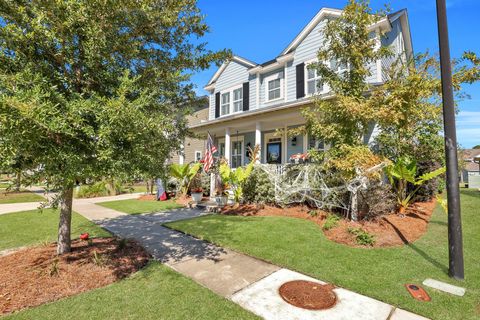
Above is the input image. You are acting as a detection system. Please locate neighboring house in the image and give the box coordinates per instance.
[190,7,413,168]
[461,149,480,184]
[170,98,209,165]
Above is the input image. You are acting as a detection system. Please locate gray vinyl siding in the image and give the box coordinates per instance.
[381,19,406,81]
[207,15,401,118]
[248,74,257,111]
[259,69,285,107]
[288,19,328,101]
[208,60,255,120]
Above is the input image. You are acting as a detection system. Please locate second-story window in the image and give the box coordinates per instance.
[221,92,230,116]
[267,78,282,101]
[330,59,349,77]
[233,87,243,113]
[306,66,323,95]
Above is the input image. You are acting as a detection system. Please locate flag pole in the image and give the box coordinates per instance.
[436,0,464,280]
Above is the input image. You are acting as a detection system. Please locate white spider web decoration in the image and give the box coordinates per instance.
[258,162,387,220]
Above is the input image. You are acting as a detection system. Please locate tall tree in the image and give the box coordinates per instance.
[302,0,391,147]
[0,0,227,254]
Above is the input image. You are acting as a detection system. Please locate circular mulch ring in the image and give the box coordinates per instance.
[279,280,337,310]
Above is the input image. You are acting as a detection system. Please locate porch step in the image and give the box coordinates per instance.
[188,200,223,213]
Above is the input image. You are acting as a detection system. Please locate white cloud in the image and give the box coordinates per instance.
[456,111,480,147]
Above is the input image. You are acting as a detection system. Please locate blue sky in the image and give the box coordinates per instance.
[191,0,480,148]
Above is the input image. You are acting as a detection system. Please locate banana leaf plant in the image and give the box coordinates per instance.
[219,145,259,203]
[169,162,202,195]
[385,157,446,212]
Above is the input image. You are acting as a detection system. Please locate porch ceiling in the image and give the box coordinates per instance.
[191,104,308,137]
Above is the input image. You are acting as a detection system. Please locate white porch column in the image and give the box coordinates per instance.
[255,122,262,163]
[303,134,308,154]
[225,127,231,166]
[179,143,185,164]
[283,125,288,164]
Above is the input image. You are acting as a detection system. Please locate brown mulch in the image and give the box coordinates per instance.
[324,199,437,248]
[279,280,337,310]
[137,194,157,201]
[220,199,437,248]
[0,238,150,315]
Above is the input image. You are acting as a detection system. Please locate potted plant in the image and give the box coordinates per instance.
[190,187,203,203]
[214,174,229,206]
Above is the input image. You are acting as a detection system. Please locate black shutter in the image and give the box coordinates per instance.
[215,92,220,118]
[242,82,249,111]
[296,63,305,99]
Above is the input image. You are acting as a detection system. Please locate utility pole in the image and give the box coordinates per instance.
[436,0,464,280]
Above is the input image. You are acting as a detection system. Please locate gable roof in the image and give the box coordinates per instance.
[205,7,413,89]
[204,55,257,90]
[280,7,342,56]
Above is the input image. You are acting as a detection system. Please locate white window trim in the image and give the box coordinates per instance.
[218,136,245,168]
[194,151,202,162]
[304,59,329,96]
[264,73,284,103]
[230,136,245,169]
[219,84,243,117]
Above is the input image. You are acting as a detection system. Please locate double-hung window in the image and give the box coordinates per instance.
[233,87,243,113]
[221,92,230,116]
[330,59,348,77]
[306,64,324,95]
[268,79,281,101]
[264,73,283,102]
[220,86,243,116]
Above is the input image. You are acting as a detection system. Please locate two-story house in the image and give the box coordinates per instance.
[186,7,413,168]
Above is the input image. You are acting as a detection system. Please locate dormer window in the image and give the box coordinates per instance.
[265,74,283,102]
[221,92,230,116]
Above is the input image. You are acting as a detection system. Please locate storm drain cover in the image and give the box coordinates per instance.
[278,280,337,310]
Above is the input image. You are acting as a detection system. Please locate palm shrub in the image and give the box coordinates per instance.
[169,163,202,195]
[385,157,445,212]
[219,145,259,203]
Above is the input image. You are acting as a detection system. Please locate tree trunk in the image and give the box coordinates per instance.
[14,171,21,191]
[57,187,73,255]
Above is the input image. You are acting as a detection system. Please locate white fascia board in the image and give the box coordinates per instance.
[280,7,392,56]
[204,56,257,90]
[280,8,342,55]
[248,53,294,75]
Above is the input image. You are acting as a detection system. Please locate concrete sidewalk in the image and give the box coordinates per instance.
[0,191,141,216]
[72,202,429,320]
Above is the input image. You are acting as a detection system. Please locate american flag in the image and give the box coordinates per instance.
[203,132,217,173]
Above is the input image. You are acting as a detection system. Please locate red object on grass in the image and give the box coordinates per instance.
[159,192,167,201]
[80,233,90,241]
[405,284,431,302]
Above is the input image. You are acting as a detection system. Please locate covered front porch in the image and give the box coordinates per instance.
[191,104,324,168]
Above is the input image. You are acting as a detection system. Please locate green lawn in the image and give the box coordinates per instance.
[0,190,45,204]
[5,262,258,320]
[0,209,110,251]
[97,199,182,215]
[166,189,480,320]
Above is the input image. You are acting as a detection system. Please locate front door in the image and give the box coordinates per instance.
[266,142,282,164]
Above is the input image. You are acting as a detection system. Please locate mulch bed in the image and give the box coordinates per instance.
[0,238,150,315]
[220,199,436,248]
[137,194,157,201]
[279,280,337,310]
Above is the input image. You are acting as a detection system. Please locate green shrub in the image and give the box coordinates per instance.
[308,210,318,217]
[243,166,275,205]
[348,227,375,246]
[322,214,340,230]
[75,180,122,198]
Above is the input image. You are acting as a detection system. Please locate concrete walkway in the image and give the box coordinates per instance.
[70,201,429,320]
[0,191,142,216]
